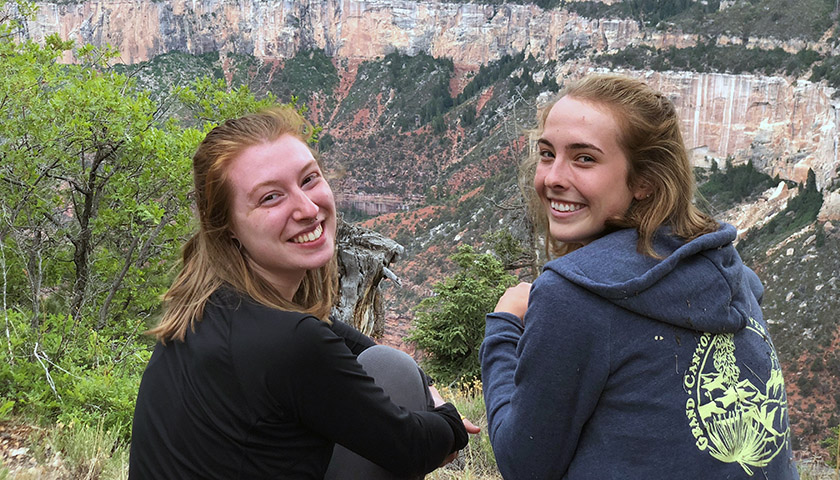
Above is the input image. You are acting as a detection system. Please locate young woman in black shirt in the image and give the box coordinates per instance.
[129,107,475,479]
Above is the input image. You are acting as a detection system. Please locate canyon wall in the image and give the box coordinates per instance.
[644,72,838,189]
[25,0,642,65]
[26,0,819,65]
[22,0,839,195]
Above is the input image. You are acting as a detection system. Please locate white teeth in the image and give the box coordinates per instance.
[551,201,583,212]
[292,224,323,244]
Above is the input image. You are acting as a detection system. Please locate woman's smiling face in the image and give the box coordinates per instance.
[534,96,645,246]
[226,134,336,299]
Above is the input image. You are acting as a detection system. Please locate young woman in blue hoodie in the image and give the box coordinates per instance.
[480,74,798,479]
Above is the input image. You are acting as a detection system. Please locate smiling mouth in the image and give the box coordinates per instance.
[291,223,323,244]
[550,201,584,213]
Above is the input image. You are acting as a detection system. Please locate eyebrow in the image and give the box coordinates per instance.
[537,138,604,154]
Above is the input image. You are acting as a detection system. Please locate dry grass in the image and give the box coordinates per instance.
[429,380,502,480]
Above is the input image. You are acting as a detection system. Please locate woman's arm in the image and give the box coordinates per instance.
[480,272,611,479]
[329,317,376,354]
[286,318,468,476]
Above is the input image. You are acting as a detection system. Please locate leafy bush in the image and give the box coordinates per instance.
[407,246,517,384]
[0,311,150,441]
[822,425,840,468]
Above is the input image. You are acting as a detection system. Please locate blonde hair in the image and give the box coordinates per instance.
[520,74,718,259]
[150,107,338,342]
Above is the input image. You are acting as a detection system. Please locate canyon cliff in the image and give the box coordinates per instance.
[23,0,840,218]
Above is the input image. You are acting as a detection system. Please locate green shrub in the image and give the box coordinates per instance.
[0,311,150,442]
[598,43,822,77]
[739,168,823,252]
[407,246,517,385]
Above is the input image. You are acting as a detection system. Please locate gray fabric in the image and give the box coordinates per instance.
[324,345,432,480]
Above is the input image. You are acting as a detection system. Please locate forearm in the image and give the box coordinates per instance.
[329,317,376,354]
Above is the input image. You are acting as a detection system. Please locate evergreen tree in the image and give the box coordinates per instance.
[407,246,517,384]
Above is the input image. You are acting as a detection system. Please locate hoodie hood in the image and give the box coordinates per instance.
[544,223,761,334]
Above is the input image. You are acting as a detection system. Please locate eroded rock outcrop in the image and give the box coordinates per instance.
[26,0,820,65]
[25,1,643,65]
[640,73,838,190]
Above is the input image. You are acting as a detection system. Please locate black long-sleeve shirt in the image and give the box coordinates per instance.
[129,287,466,479]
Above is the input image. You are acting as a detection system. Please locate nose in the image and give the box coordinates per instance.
[289,188,319,222]
[542,157,570,190]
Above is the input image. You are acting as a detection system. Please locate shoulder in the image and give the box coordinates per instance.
[206,286,318,330]
[540,228,654,296]
[526,268,613,334]
[205,287,337,363]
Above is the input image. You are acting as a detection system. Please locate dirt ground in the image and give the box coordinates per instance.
[0,422,67,480]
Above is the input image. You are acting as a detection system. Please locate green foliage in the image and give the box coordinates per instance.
[822,425,840,468]
[0,399,14,420]
[407,246,517,384]
[0,310,150,441]
[740,168,823,252]
[559,0,834,41]
[0,4,298,442]
[483,229,537,278]
[811,54,840,92]
[334,51,454,132]
[175,76,279,127]
[456,52,525,104]
[113,48,342,119]
[270,48,340,106]
[675,0,837,42]
[112,51,224,101]
[697,159,776,214]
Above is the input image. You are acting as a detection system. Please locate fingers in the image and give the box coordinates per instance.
[462,417,481,434]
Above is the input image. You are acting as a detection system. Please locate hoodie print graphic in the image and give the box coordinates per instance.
[683,317,790,475]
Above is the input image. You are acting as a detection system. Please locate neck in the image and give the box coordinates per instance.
[246,260,304,302]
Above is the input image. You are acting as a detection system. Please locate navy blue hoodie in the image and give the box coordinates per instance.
[481,224,798,479]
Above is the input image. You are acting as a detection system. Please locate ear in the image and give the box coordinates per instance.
[633,182,654,201]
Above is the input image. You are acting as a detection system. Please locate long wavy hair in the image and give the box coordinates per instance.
[520,74,718,258]
[150,107,338,342]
